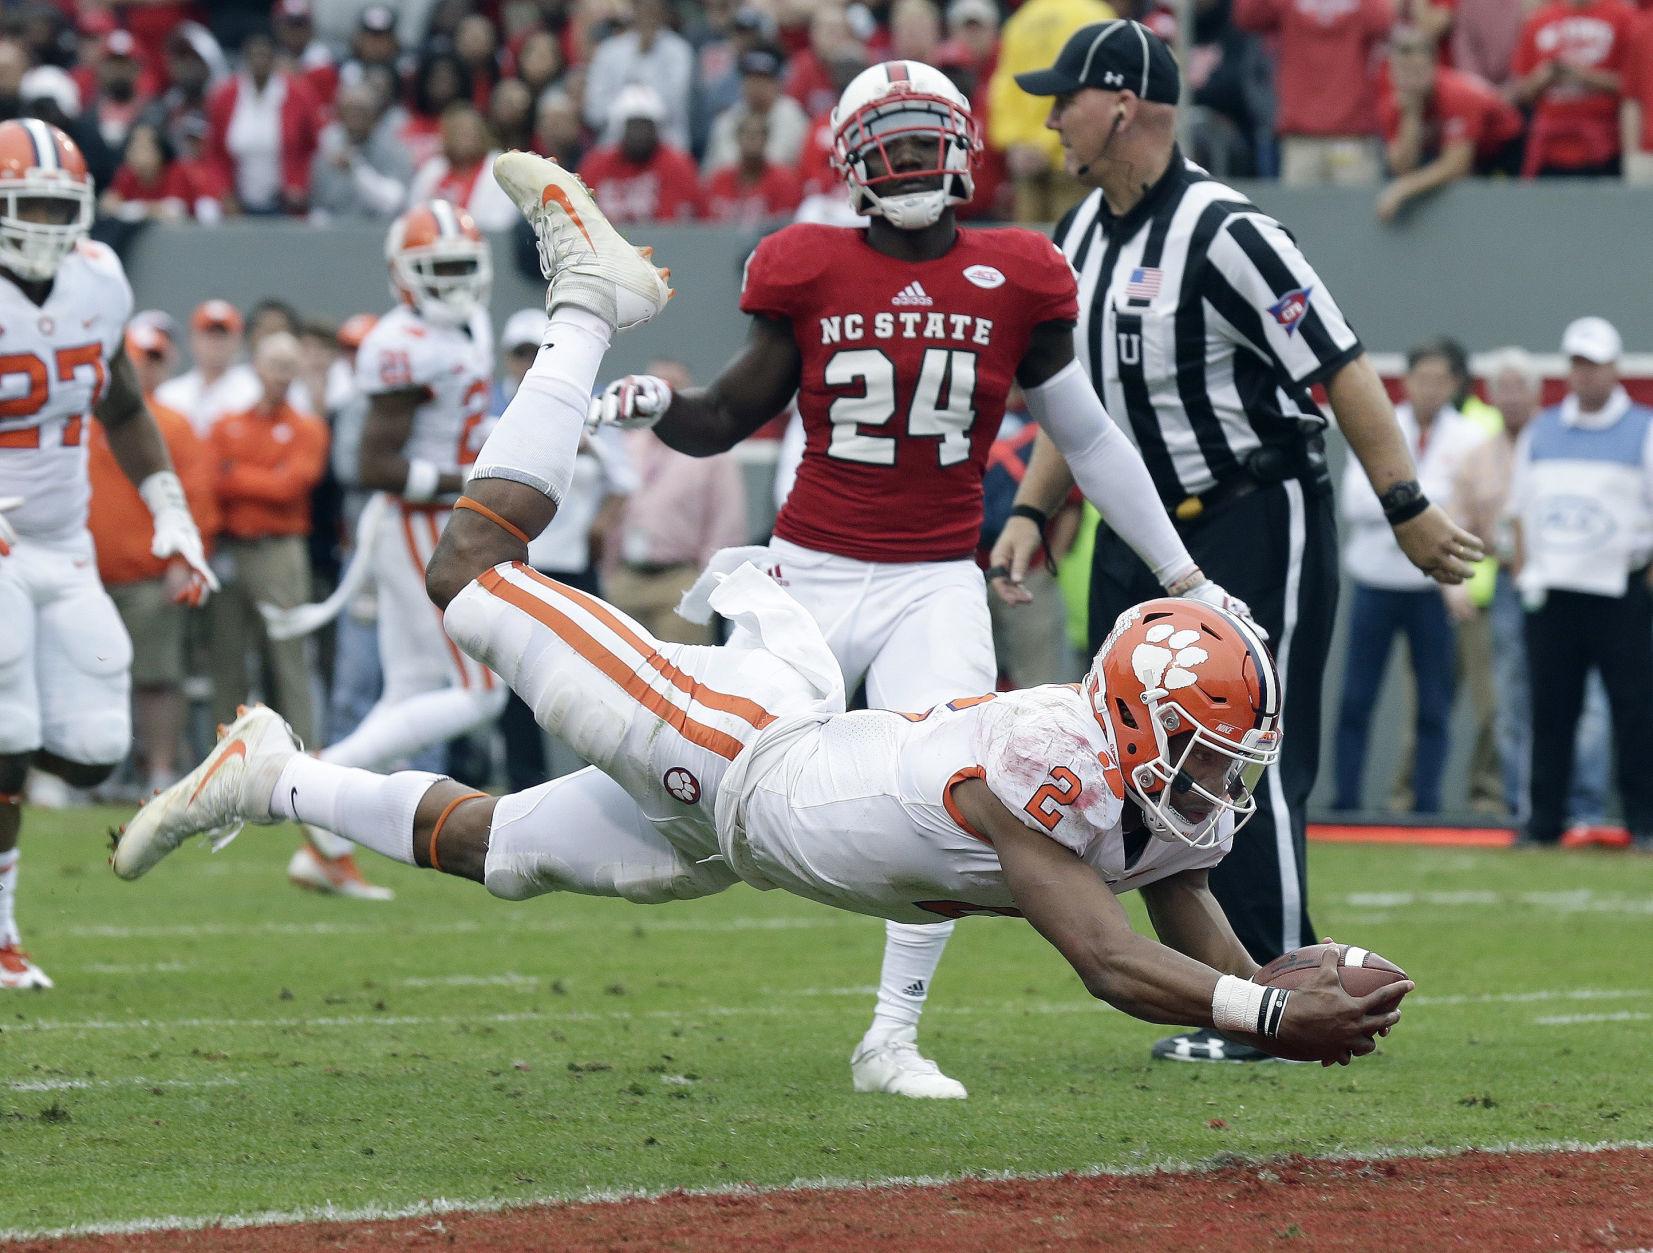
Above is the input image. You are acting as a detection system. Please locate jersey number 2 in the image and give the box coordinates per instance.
[824,348,978,467]
[1024,766,1082,832]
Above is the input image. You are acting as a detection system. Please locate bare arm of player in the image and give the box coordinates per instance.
[1139,869,1259,979]
[958,779,1405,1064]
[650,314,802,456]
[356,388,466,497]
[1325,354,1484,585]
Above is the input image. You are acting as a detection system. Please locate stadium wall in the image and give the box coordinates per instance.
[117,183,1650,820]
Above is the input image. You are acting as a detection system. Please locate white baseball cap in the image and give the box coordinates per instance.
[1562,316,1622,365]
[613,83,667,125]
[501,308,547,351]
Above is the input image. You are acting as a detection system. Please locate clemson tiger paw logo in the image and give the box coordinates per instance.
[1132,624,1209,693]
[663,767,701,805]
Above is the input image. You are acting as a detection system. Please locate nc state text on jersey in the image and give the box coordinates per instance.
[819,312,994,347]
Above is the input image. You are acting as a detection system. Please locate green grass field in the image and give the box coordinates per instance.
[4,808,1652,1238]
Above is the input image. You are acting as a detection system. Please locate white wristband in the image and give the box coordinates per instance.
[1212,974,1290,1039]
[137,470,187,520]
[403,459,441,503]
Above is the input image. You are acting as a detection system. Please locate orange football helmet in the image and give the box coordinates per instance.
[1086,598,1282,849]
[385,199,491,326]
[0,118,94,281]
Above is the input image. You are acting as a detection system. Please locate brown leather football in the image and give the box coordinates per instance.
[1253,943,1409,998]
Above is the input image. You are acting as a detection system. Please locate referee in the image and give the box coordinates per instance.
[994,21,1483,1063]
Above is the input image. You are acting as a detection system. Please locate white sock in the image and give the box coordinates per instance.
[867,919,956,1040]
[468,307,612,505]
[0,849,18,947]
[270,756,442,866]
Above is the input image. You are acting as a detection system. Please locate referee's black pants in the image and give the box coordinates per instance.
[1523,575,1653,844]
[1089,478,1337,965]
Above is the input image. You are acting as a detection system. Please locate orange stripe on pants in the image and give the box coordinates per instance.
[479,566,750,762]
[516,565,776,733]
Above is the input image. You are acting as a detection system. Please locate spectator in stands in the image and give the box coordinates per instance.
[403,49,473,170]
[456,13,504,109]
[1377,26,1526,220]
[205,26,323,215]
[1452,0,1527,89]
[706,113,805,224]
[795,43,870,199]
[88,324,219,796]
[1397,0,1454,50]
[340,6,405,94]
[1234,0,1394,186]
[1512,318,1653,850]
[605,360,747,646]
[275,0,339,108]
[103,119,226,223]
[891,0,946,65]
[206,331,329,743]
[86,31,151,159]
[1513,0,1637,178]
[1621,6,1653,183]
[406,101,518,231]
[157,300,260,435]
[1333,339,1487,814]
[0,39,26,120]
[489,77,536,153]
[1161,0,1277,179]
[1453,348,1611,825]
[533,87,587,167]
[785,7,858,122]
[579,84,707,222]
[585,0,695,149]
[987,0,1117,224]
[149,22,228,155]
[513,29,567,104]
[704,46,810,171]
[20,65,117,189]
[946,0,1002,79]
[492,309,637,791]
[693,4,770,153]
[308,81,413,221]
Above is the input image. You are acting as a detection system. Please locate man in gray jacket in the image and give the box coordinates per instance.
[308,83,413,221]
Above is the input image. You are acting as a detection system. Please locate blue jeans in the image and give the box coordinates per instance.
[1334,583,1456,813]
[1488,570,1609,824]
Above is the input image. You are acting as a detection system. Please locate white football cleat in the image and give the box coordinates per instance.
[111,704,300,881]
[288,845,394,901]
[850,1027,968,1100]
[492,149,672,330]
[0,943,53,990]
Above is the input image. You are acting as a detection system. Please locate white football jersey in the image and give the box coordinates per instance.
[0,240,134,540]
[730,684,1231,923]
[354,303,493,483]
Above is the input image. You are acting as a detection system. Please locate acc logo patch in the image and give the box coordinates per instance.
[1267,287,1313,336]
[664,767,702,805]
[963,264,1005,289]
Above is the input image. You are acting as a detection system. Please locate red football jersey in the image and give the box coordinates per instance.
[742,223,1079,563]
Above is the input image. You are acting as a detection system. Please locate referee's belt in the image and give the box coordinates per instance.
[1171,475,1263,523]
[1170,442,1328,524]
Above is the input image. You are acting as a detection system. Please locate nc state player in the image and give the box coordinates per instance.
[0,118,215,988]
[282,201,507,898]
[588,61,1255,1097]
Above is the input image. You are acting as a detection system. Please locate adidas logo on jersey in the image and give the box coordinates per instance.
[891,281,933,307]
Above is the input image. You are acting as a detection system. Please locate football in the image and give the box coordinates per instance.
[1253,943,1410,999]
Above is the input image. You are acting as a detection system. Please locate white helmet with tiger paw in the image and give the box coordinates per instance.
[830,60,979,230]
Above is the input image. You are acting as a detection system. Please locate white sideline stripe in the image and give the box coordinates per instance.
[1532,1011,1653,1026]
[3,1139,1650,1245]
[1337,889,1653,916]
[55,915,856,941]
[81,961,192,975]
[11,988,1652,1036]
[6,1076,241,1093]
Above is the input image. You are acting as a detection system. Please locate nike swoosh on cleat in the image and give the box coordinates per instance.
[188,740,247,806]
[541,185,595,251]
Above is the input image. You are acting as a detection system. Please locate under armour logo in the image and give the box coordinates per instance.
[1102,70,1125,87]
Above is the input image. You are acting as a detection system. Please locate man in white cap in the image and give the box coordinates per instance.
[576,85,706,223]
[1510,317,1653,851]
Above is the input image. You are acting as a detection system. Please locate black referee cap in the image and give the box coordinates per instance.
[1014,20,1180,103]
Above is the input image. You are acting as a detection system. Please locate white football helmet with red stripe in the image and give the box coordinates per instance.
[830,60,979,229]
[0,118,94,281]
[386,199,492,326]
[1087,598,1282,850]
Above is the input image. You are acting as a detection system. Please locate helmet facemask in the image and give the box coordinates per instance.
[0,182,93,281]
[1126,699,1280,850]
[833,93,978,229]
[392,241,492,327]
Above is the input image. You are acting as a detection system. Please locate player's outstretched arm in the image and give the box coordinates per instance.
[648,314,802,456]
[1140,869,1259,979]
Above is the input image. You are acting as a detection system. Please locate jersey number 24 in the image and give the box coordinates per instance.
[825,347,978,467]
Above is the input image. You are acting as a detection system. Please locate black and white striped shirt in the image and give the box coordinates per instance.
[1053,151,1363,505]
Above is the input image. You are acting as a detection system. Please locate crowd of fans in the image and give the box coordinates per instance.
[1,0,1650,234]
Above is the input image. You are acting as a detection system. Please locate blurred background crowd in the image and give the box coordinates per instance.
[2,0,1652,235]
